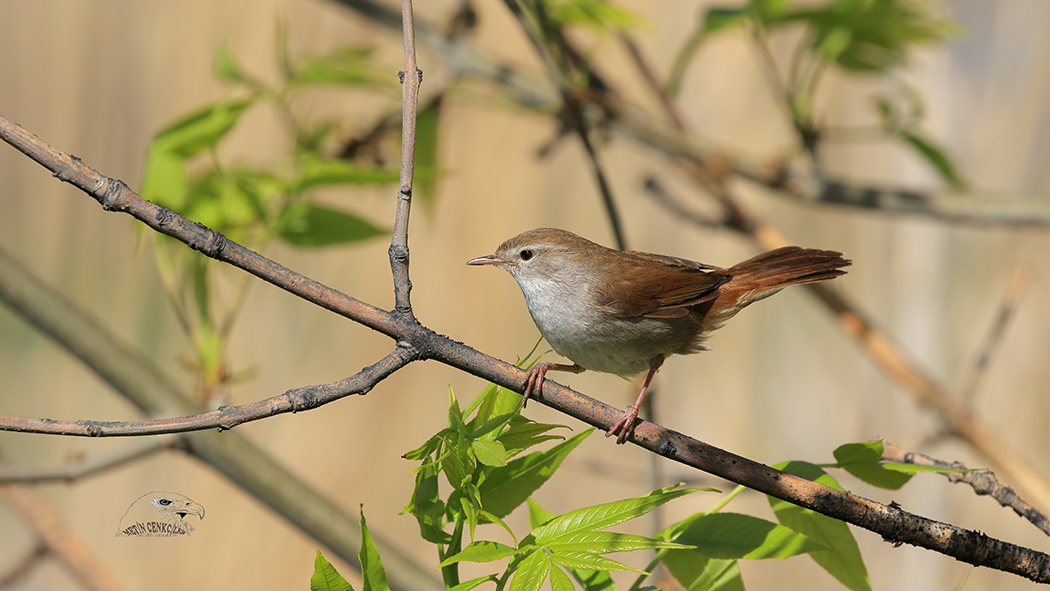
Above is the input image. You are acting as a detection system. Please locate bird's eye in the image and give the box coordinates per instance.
[157,499,173,506]
[520,249,533,261]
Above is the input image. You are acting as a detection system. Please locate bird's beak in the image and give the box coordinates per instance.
[179,502,205,520]
[467,254,506,266]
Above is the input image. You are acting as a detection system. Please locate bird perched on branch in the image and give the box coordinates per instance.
[469,228,850,443]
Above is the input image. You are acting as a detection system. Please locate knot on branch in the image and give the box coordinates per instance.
[285,386,323,412]
[155,206,177,227]
[189,226,228,258]
[78,421,105,437]
[389,244,409,263]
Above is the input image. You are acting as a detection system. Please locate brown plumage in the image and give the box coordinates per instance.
[468,228,850,443]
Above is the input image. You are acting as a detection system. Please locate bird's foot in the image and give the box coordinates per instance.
[522,362,552,408]
[605,404,640,444]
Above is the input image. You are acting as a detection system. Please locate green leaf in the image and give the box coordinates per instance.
[292,157,399,192]
[151,99,253,158]
[703,8,747,34]
[358,510,389,591]
[786,0,958,72]
[140,145,189,209]
[510,551,552,591]
[472,439,509,467]
[497,418,566,457]
[528,500,616,591]
[414,99,442,216]
[447,575,500,591]
[531,484,697,544]
[832,441,912,490]
[214,42,246,84]
[549,552,646,574]
[901,131,967,191]
[547,0,647,35]
[548,531,692,555]
[671,512,823,559]
[290,47,392,87]
[478,429,592,519]
[749,0,790,24]
[770,462,871,591]
[311,551,354,591]
[662,554,742,591]
[275,203,387,248]
[399,461,450,544]
[549,566,576,591]
[438,541,519,568]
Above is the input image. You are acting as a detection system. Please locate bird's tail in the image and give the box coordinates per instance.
[700,246,850,332]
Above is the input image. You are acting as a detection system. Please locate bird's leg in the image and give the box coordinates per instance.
[522,362,584,406]
[607,357,663,444]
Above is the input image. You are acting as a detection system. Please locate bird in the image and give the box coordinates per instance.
[115,492,205,537]
[467,228,850,443]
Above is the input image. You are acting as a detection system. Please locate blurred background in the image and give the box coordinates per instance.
[1,0,1049,590]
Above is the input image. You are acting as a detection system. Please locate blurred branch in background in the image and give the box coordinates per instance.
[326,0,1050,513]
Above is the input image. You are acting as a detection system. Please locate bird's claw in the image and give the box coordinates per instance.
[605,404,640,444]
[522,362,551,408]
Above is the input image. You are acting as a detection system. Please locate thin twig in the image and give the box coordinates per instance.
[0,437,174,483]
[0,346,415,437]
[963,266,1030,403]
[882,445,1050,537]
[2,116,1050,583]
[390,0,422,315]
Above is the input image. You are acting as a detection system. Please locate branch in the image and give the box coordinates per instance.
[0,437,173,483]
[2,120,1049,582]
[0,247,442,591]
[390,0,422,315]
[882,445,1050,537]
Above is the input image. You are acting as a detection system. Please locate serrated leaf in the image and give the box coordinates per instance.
[312,551,355,591]
[498,419,566,457]
[548,531,692,555]
[672,512,823,559]
[570,569,615,591]
[771,462,871,591]
[549,552,646,574]
[479,429,591,519]
[510,551,551,591]
[275,203,387,248]
[527,498,557,530]
[152,99,253,158]
[447,575,500,591]
[531,485,696,544]
[358,510,389,591]
[438,541,519,568]
[472,439,508,467]
[901,132,966,191]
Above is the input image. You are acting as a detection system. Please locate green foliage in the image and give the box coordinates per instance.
[310,509,392,591]
[312,551,354,591]
[667,0,964,190]
[771,461,871,591]
[140,31,404,397]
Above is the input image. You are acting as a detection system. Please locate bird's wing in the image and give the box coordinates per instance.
[596,252,731,318]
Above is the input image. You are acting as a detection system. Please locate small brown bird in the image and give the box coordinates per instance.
[468,228,850,443]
